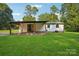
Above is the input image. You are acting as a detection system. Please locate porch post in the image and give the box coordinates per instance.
[9,23,11,35]
[34,23,36,33]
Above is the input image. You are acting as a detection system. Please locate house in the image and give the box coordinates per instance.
[9,21,64,34]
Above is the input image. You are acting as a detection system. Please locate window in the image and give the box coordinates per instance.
[47,24,50,28]
[56,24,59,28]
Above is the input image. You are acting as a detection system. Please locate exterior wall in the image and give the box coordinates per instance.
[40,24,46,31]
[19,23,45,33]
[35,23,46,32]
[32,24,36,32]
[46,24,56,32]
[19,23,27,33]
[58,24,64,32]
[46,24,64,32]
[18,22,64,33]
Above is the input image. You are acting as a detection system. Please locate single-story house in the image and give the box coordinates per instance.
[9,21,64,34]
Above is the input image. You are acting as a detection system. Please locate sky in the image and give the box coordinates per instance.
[7,3,62,21]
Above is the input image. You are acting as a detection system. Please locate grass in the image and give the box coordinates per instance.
[0,30,9,32]
[0,32,79,56]
[0,30,19,34]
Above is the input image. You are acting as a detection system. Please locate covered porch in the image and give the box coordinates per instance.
[9,21,47,35]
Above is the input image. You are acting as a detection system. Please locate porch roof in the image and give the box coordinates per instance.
[10,21,48,24]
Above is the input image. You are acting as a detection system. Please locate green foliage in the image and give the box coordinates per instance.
[39,5,58,22]
[39,13,51,21]
[50,5,58,14]
[25,5,31,16]
[32,7,38,16]
[23,5,38,21]
[51,14,58,22]
[25,5,38,16]
[61,3,79,32]
[39,13,58,22]
[23,15,35,21]
[0,3,13,29]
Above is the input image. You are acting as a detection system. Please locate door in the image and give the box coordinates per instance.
[27,24,32,32]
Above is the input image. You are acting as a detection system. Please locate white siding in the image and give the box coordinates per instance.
[46,24,64,32]
[59,25,64,32]
[46,25,56,32]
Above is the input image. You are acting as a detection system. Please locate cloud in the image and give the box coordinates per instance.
[15,19,23,21]
[12,13,22,16]
[31,5,42,9]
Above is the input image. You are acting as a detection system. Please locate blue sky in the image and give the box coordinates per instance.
[7,3,62,21]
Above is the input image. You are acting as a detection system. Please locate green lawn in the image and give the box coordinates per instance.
[0,32,79,56]
[0,30,18,33]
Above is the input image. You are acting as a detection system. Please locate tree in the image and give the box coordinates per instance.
[50,5,58,14]
[0,3,13,29]
[25,5,32,16]
[39,5,58,22]
[32,6,38,16]
[39,13,51,21]
[50,5,58,21]
[61,3,79,32]
[39,13,58,22]
[23,15,35,21]
[23,5,38,21]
